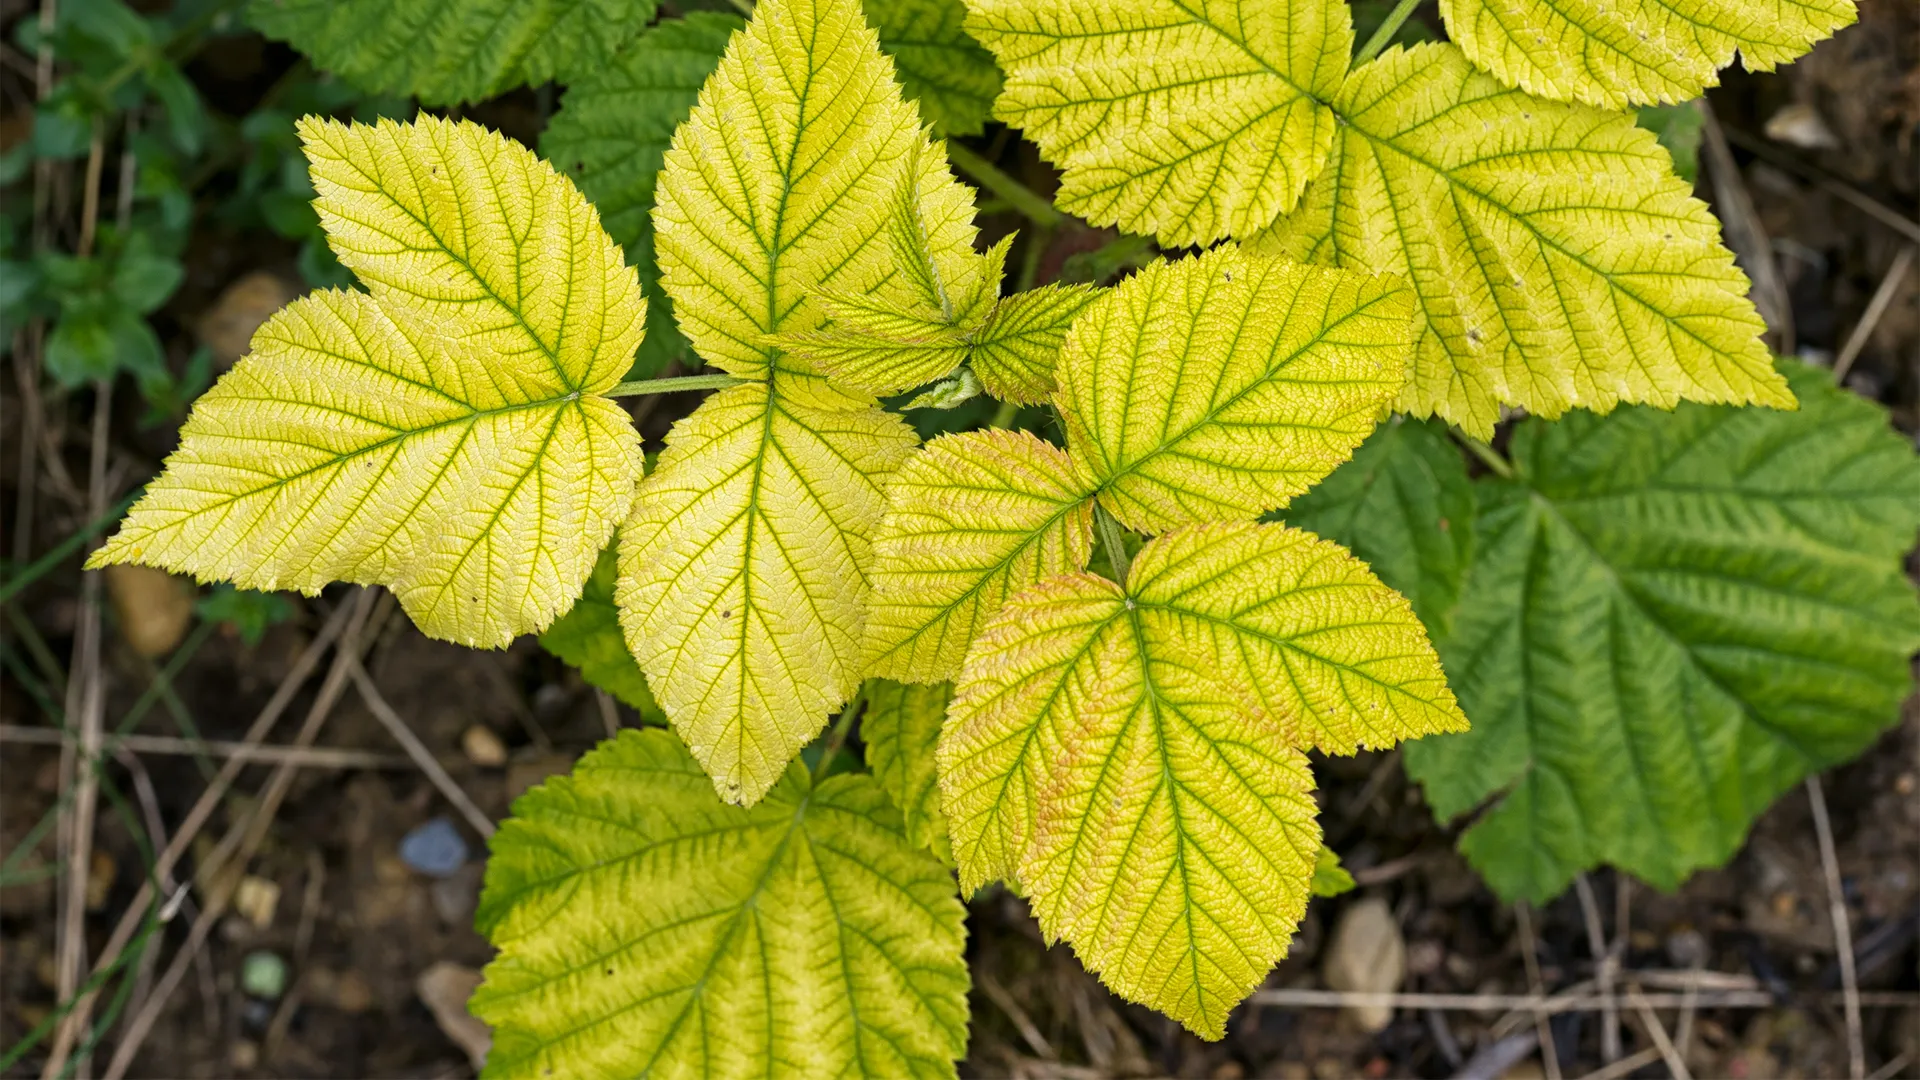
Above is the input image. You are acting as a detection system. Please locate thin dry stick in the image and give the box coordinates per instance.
[103,593,390,1080]
[1864,1050,1913,1080]
[346,659,495,838]
[977,971,1055,1060]
[1574,1047,1663,1080]
[45,376,113,1080]
[1807,775,1865,1080]
[1574,874,1622,1064]
[595,688,620,739]
[1248,988,1918,1012]
[0,724,415,769]
[1674,958,1704,1064]
[1721,126,1920,246]
[1700,99,1794,351]
[110,749,170,1034]
[1833,244,1916,383]
[1515,902,1564,1080]
[53,593,364,1050]
[1626,984,1690,1080]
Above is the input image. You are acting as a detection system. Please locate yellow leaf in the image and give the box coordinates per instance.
[865,429,1094,683]
[964,0,1351,247]
[966,282,1100,406]
[865,679,957,862]
[619,383,916,805]
[941,522,1463,1037]
[1258,44,1793,437]
[1441,0,1857,109]
[1056,245,1413,535]
[91,118,645,647]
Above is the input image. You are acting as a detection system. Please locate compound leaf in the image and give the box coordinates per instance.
[1056,246,1413,535]
[1283,418,1474,636]
[964,0,1351,247]
[865,679,955,861]
[1258,44,1792,438]
[865,429,1095,683]
[868,0,1004,135]
[92,118,645,648]
[539,548,662,720]
[1404,361,1920,903]
[653,0,978,388]
[1441,0,1857,109]
[941,522,1461,1036]
[474,729,970,1079]
[540,12,741,377]
[620,384,916,805]
[246,0,659,105]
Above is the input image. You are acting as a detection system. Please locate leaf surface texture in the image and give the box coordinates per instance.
[865,679,956,861]
[539,548,661,719]
[868,0,1004,134]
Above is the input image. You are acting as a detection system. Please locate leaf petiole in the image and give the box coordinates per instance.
[1356,0,1423,65]
[1452,431,1516,479]
[1094,504,1134,587]
[812,685,867,782]
[604,373,749,397]
[943,141,1067,229]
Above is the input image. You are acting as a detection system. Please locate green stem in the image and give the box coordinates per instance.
[1094,505,1133,587]
[944,141,1067,229]
[1453,431,1516,479]
[604,373,749,398]
[988,399,1021,430]
[0,491,141,607]
[812,684,867,782]
[1356,0,1422,65]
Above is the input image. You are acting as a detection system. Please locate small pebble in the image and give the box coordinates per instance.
[241,950,288,1000]
[461,724,508,767]
[234,875,281,929]
[399,817,470,878]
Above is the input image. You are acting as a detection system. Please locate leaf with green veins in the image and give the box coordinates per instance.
[620,383,917,805]
[865,429,1094,683]
[91,117,645,648]
[539,548,663,721]
[1055,245,1413,536]
[627,0,985,805]
[1283,418,1474,636]
[651,0,979,388]
[941,521,1461,1037]
[964,0,1352,247]
[539,12,741,378]
[246,0,660,106]
[1311,845,1356,898]
[965,281,1100,406]
[1404,361,1920,903]
[865,679,955,861]
[473,729,970,1079]
[868,0,1003,135]
[1257,44,1793,439]
[1440,0,1856,109]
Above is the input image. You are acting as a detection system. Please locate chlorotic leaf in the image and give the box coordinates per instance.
[539,12,741,377]
[1311,845,1356,898]
[246,0,659,105]
[90,118,645,648]
[865,429,1094,683]
[964,0,1351,246]
[1404,362,1920,903]
[941,522,1462,1036]
[966,282,1100,406]
[1057,245,1413,535]
[864,679,955,861]
[652,0,978,386]
[1258,44,1793,438]
[868,0,1004,135]
[473,729,970,1079]
[619,384,916,805]
[902,367,985,411]
[1441,0,1857,109]
[1283,418,1474,636]
[538,548,662,721]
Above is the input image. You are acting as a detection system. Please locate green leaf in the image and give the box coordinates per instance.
[91,117,647,648]
[539,13,740,378]
[627,0,979,805]
[1440,0,1856,109]
[245,0,661,105]
[1283,418,1474,636]
[1638,101,1705,185]
[964,0,1352,246]
[864,679,954,861]
[1404,361,1920,903]
[196,585,295,647]
[1259,44,1793,438]
[538,548,662,721]
[1058,245,1413,535]
[1311,844,1355,898]
[942,523,1462,1037]
[473,729,970,1079]
[866,429,1094,683]
[868,0,1003,136]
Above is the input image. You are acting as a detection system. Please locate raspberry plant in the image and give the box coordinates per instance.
[90,0,1920,1073]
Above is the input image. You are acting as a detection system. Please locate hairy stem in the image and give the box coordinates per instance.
[1356,0,1422,65]
[1094,505,1134,588]
[604,373,749,397]
[944,141,1067,229]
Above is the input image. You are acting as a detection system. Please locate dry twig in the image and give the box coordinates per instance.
[1516,902,1564,1080]
[1833,244,1916,383]
[346,658,495,838]
[1806,775,1865,1080]
[0,724,416,769]
[1574,874,1622,1063]
[1626,983,1690,1080]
